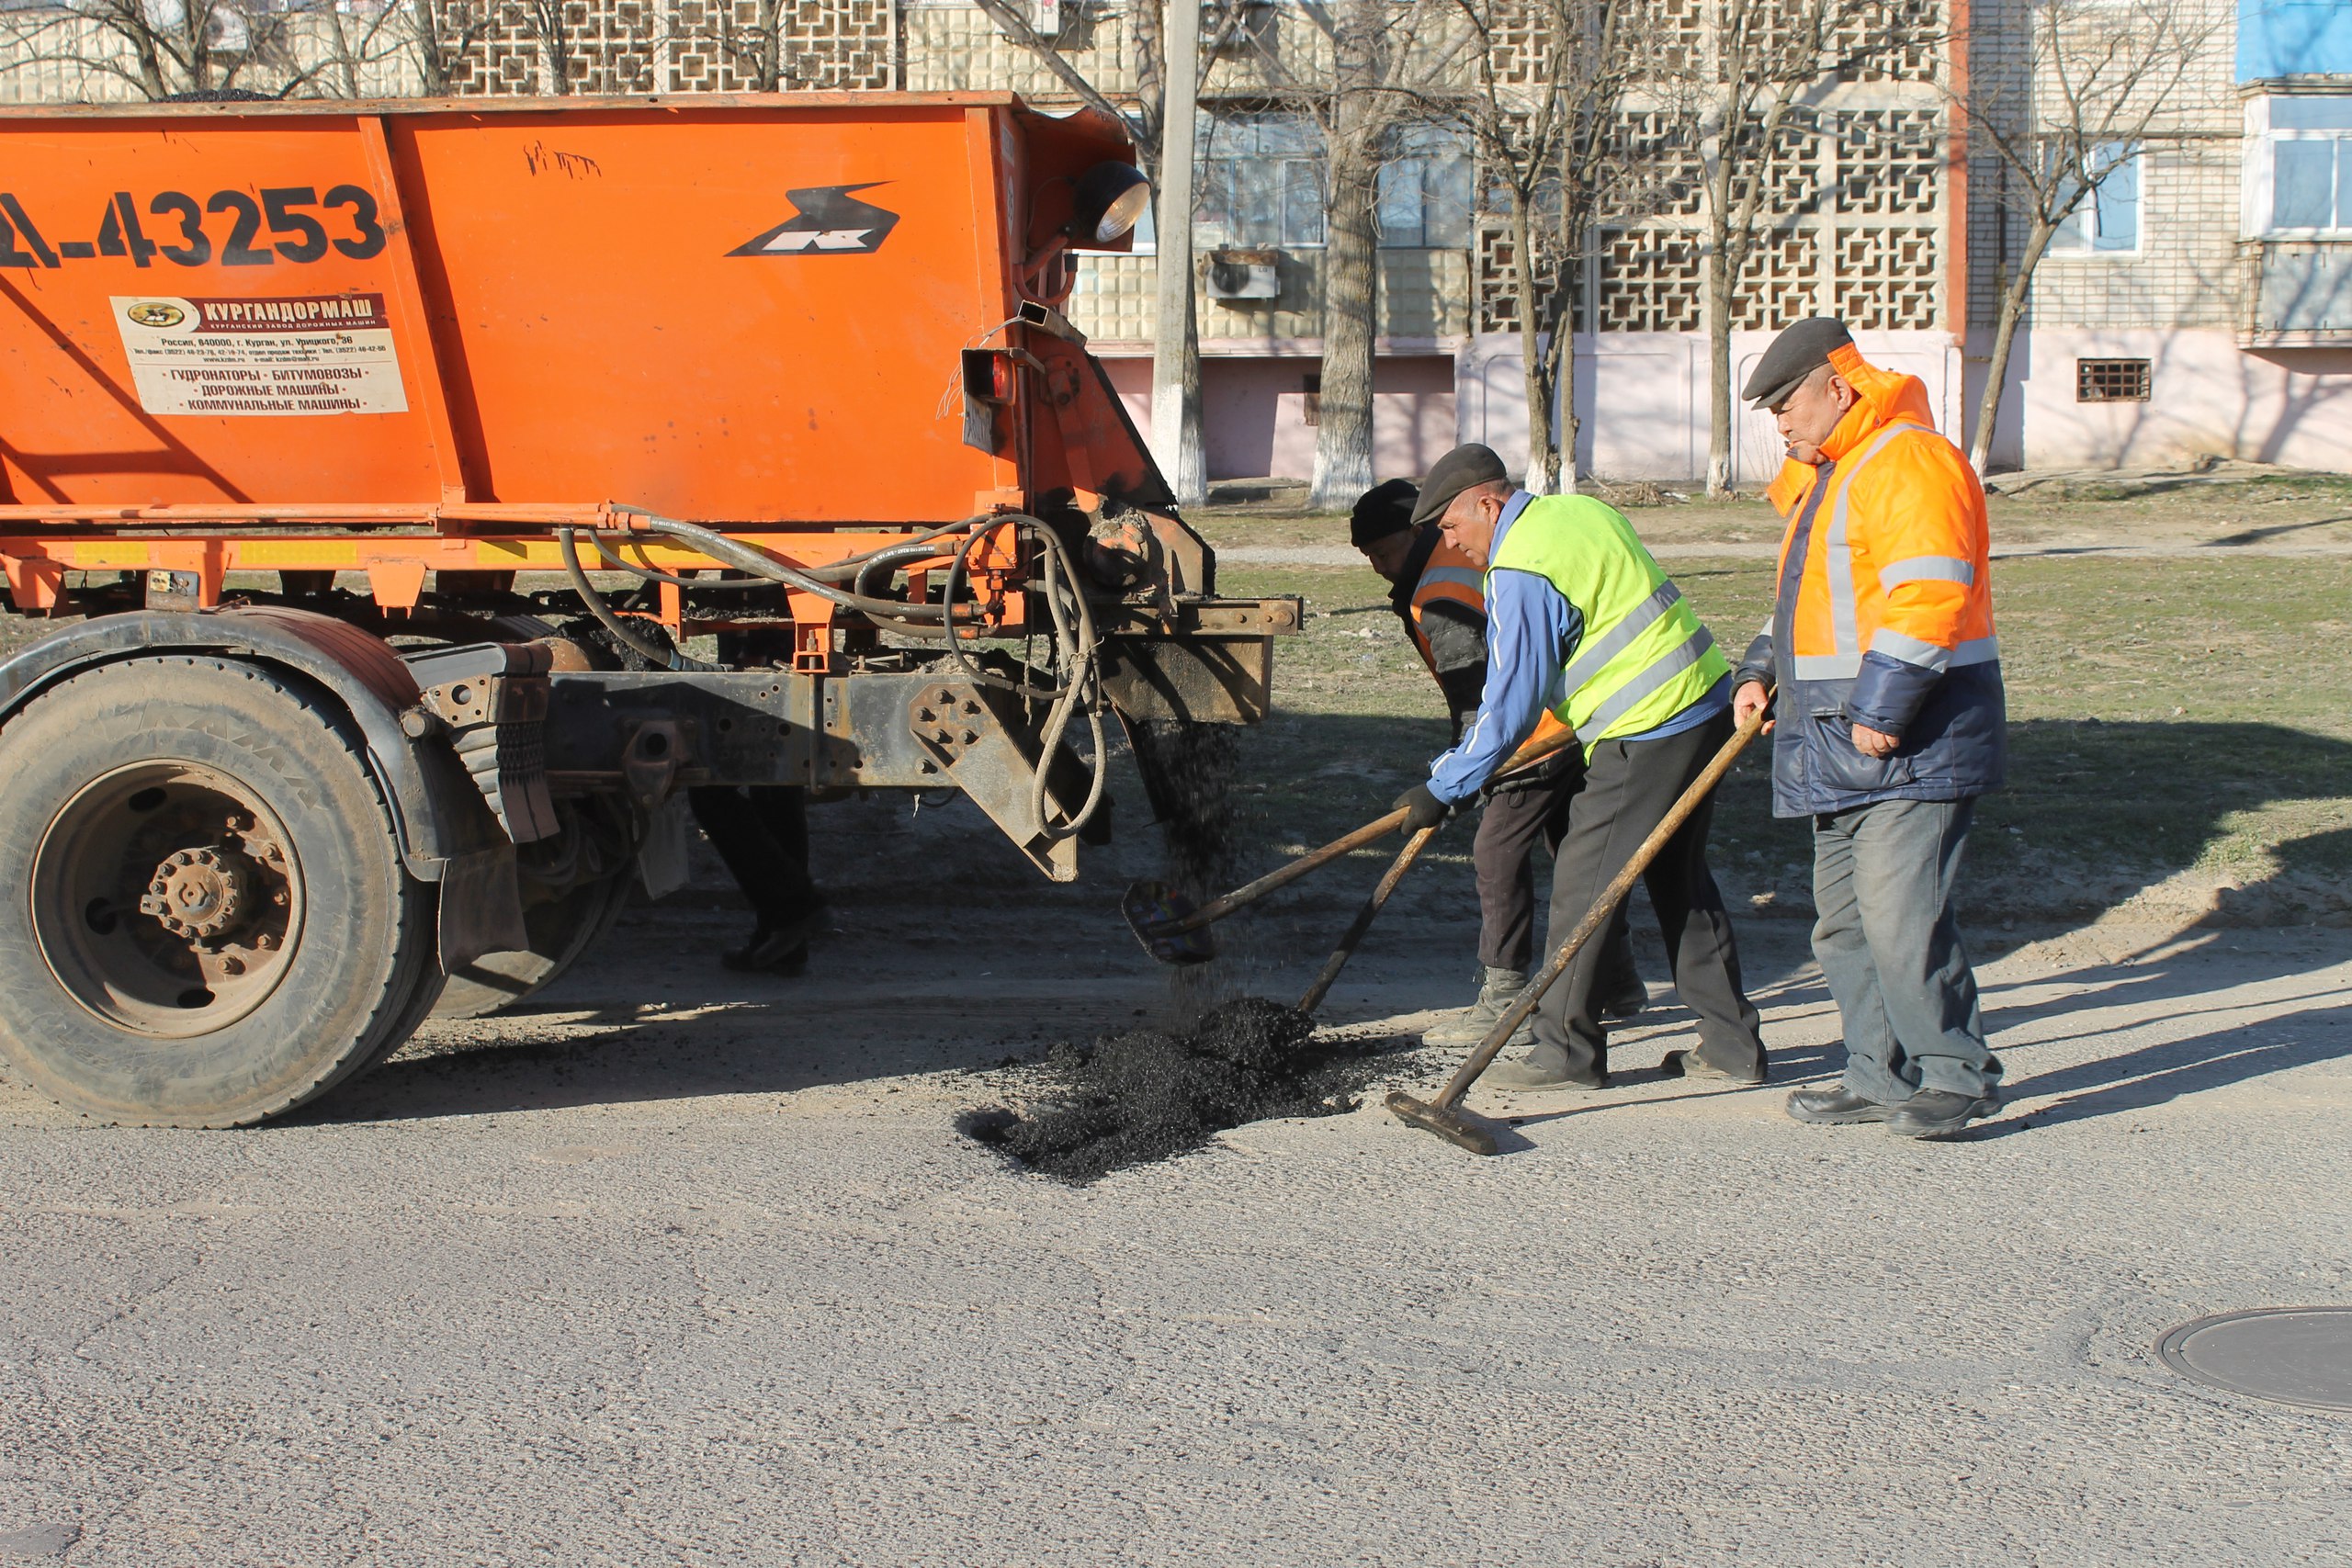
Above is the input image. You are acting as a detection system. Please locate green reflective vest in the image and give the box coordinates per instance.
[1487,494,1730,750]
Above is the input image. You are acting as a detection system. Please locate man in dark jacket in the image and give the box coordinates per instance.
[1736,318,2007,1138]
[1351,480,1641,1049]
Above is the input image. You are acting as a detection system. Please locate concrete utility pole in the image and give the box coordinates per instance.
[1149,0,1207,506]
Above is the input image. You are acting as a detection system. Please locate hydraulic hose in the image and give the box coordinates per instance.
[554,527,723,672]
[570,511,1109,840]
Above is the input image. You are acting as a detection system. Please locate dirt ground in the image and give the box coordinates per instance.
[0,468,2347,1562]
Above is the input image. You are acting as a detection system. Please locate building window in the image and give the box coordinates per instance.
[1376,127,1473,249]
[2076,358,2152,402]
[1197,113,1325,248]
[2263,96,2352,232]
[2049,141,2141,254]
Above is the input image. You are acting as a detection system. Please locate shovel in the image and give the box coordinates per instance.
[1386,697,1772,1156]
[1122,724,1582,967]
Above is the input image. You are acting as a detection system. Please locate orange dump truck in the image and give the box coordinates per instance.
[0,93,1295,1126]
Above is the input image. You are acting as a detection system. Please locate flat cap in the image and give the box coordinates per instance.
[1409,444,1510,526]
[1743,317,1855,410]
[1350,479,1419,548]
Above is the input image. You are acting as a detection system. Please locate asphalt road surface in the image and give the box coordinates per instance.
[2,882,2347,1564]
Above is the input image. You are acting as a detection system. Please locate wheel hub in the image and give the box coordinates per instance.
[139,846,252,941]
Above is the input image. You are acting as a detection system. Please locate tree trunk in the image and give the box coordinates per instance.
[409,0,452,94]
[1969,219,2054,473]
[1312,124,1381,511]
[1704,233,1735,499]
[1510,199,1559,493]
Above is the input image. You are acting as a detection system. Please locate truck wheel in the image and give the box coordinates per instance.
[433,869,632,1020]
[0,657,441,1126]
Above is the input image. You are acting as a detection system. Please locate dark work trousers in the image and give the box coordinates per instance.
[1525,710,1766,1083]
[688,784,820,932]
[1812,795,2001,1102]
[1474,761,1641,997]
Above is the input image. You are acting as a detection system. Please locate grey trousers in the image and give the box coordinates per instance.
[1525,712,1765,1083]
[1811,795,2002,1102]
[1473,761,1639,996]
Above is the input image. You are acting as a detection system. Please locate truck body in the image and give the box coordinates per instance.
[0,94,1293,1126]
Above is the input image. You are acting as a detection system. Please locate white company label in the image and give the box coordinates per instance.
[111,294,408,416]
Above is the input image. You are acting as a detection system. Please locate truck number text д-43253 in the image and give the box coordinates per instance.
[0,188,388,269]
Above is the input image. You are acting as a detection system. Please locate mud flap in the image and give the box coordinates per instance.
[437,844,530,974]
[636,796,693,899]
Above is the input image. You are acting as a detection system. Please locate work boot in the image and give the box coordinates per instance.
[1422,967,1532,1049]
[720,894,829,975]
[1486,1054,1607,1092]
[1784,1085,1891,1124]
[1884,1089,2001,1139]
[1660,1046,1765,1086]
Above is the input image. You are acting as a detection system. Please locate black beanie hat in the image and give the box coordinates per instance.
[1349,479,1420,549]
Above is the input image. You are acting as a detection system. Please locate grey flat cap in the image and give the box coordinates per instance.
[1743,317,1855,410]
[1409,444,1510,525]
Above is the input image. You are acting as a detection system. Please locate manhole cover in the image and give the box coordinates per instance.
[2157,1307,2352,1412]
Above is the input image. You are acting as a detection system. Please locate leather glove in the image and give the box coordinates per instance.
[1392,783,1454,833]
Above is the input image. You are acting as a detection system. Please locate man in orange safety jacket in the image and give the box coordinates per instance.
[1731,318,2007,1139]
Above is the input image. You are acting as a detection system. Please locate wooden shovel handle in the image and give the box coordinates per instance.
[1158,723,1583,935]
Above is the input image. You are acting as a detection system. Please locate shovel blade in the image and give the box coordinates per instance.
[1121,879,1216,965]
[1385,1090,1500,1156]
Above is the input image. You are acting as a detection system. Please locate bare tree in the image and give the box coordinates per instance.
[1256,0,1472,508]
[1956,0,2219,471]
[406,0,495,95]
[1446,0,1644,492]
[6,0,418,101]
[1654,0,1920,497]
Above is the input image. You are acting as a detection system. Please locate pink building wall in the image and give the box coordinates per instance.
[1102,355,1458,480]
[1975,328,2352,470]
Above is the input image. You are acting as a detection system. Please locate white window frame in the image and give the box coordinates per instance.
[1196,110,1328,250]
[2246,94,2352,238]
[2046,141,2144,258]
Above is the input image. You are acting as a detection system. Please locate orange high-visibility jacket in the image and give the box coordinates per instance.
[1393,529,1577,756]
[1736,344,2007,816]
[1404,536,1487,676]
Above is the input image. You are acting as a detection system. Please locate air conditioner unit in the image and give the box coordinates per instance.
[1206,248,1281,301]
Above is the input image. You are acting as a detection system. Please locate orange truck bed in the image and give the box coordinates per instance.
[1,91,1129,518]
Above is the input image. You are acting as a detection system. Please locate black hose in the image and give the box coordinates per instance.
[555,527,723,672]
[577,510,1109,839]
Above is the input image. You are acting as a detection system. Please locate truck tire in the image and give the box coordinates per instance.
[0,656,442,1126]
[433,868,632,1020]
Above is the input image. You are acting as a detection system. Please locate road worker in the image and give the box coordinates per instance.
[1391,445,1767,1089]
[1350,479,1643,1049]
[1735,319,2007,1138]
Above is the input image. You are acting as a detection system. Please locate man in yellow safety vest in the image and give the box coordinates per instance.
[1393,445,1767,1090]
[1351,479,1643,1050]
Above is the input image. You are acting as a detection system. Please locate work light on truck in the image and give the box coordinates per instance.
[1072,160,1151,243]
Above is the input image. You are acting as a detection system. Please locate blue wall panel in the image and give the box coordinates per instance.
[2241,0,2352,83]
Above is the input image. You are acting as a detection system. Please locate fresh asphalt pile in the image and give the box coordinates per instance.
[964,997,1383,1184]
[966,719,1396,1183]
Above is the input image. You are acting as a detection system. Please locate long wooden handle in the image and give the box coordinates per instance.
[1430,699,1770,1112]
[1295,823,1440,1015]
[1155,722,1582,936]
